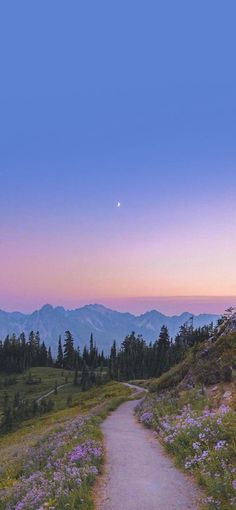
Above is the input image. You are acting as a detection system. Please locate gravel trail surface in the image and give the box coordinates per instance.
[96,387,200,510]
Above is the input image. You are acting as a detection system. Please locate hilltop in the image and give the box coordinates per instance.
[0,304,219,353]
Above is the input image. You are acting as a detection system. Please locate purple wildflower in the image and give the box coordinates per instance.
[215,440,227,451]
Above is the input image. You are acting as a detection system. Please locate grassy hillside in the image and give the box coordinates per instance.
[0,366,113,435]
[0,367,73,412]
[0,381,133,510]
[136,330,236,510]
[148,331,236,393]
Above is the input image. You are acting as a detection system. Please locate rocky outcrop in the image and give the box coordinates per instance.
[220,312,236,336]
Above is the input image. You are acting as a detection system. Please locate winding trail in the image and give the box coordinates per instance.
[96,385,201,510]
[36,384,67,403]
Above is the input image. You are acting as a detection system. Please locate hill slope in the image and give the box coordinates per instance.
[149,320,236,393]
[136,316,236,510]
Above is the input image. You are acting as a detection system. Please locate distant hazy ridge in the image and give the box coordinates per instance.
[0,304,219,353]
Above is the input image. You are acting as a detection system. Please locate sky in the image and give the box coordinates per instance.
[0,1,236,314]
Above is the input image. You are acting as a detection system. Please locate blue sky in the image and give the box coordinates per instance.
[0,1,236,312]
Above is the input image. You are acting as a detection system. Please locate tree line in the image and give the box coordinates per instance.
[0,321,215,381]
[0,331,53,373]
[0,330,106,374]
[108,321,214,380]
[0,321,215,432]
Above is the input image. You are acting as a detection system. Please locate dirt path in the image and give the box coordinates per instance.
[36,384,67,403]
[96,386,201,510]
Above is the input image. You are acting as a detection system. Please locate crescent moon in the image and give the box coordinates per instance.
[117,202,121,208]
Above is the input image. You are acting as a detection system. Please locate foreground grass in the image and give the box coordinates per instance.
[136,385,236,510]
[0,381,132,510]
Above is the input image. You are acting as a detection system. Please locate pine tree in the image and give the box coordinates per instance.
[35,332,41,363]
[48,347,53,367]
[89,333,98,368]
[90,333,94,354]
[40,342,48,366]
[83,345,89,364]
[76,345,82,369]
[73,366,79,386]
[28,331,35,366]
[109,340,117,379]
[155,325,170,376]
[19,332,27,371]
[56,336,64,367]
[63,331,75,369]
[81,362,91,391]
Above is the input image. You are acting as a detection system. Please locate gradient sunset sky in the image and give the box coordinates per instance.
[0,1,236,314]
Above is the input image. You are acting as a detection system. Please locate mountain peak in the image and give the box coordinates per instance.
[39,304,54,312]
[79,304,118,315]
[0,303,220,354]
[88,304,107,310]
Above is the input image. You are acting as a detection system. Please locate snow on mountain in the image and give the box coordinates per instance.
[0,304,219,354]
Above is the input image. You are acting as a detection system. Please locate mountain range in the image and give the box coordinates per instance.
[0,304,219,354]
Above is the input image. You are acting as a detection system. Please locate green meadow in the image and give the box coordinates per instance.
[0,380,133,510]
